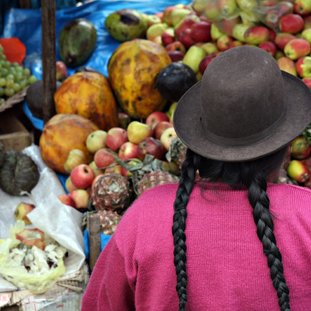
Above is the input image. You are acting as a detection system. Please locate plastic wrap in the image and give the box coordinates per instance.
[0,145,85,293]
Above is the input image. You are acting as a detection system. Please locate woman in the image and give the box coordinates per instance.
[82,46,311,311]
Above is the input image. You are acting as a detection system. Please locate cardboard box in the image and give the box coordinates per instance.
[0,111,33,151]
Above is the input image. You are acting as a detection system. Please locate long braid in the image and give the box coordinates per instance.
[172,149,200,311]
[248,174,290,311]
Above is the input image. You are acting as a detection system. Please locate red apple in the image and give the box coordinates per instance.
[199,54,216,75]
[118,141,143,160]
[268,29,276,42]
[244,26,270,45]
[258,41,277,56]
[279,14,304,34]
[58,194,76,207]
[138,137,166,159]
[190,21,211,43]
[56,61,68,81]
[295,56,311,78]
[274,33,296,51]
[154,121,173,139]
[287,160,310,183]
[146,111,170,129]
[302,77,311,89]
[160,127,177,150]
[70,164,95,189]
[15,202,35,225]
[290,136,311,160]
[277,57,297,76]
[295,0,311,16]
[161,28,175,46]
[175,17,200,48]
[165,41,186,54]
[168,50,185,62]
[105,127,128,151]
[94,148,115,169]
[70,189,90,209]
[284,38,310,60]
[216,35,233,51]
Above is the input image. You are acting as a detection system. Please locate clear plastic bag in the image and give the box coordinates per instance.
[0,232,66,294]
[191,0,294,31]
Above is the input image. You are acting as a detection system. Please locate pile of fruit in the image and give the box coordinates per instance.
[33,0,311,233]
[52,110,183,233]
[104,0,311,87]
[286,129,311,187]
[0,44,37,106]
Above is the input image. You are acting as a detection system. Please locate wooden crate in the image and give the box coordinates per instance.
[0,111,33,151]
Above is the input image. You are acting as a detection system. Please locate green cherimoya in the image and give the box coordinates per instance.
[59,19,97,68]
[105,9,148,42]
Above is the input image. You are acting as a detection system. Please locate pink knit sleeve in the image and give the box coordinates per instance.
[81,236,135,311]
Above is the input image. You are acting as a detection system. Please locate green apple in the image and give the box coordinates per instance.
[146,23,168,41]
[127,121,153,144]
[167,102,177,122]
[89,161,103,177]
[171,8,192,27]
[86,130,107,153]
[201,42,219,55]
[302,28,311,44]
[160,127,177,150]
[232,24,249,42]
[211,23,225,41]
[64,149,88,173]
[182,46,206,73]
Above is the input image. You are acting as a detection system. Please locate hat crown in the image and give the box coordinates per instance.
[200,46,285,144]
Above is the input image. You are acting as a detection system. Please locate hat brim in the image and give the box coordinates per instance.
[173,71,311,162]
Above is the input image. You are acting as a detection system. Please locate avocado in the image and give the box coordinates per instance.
[155,62,197,102]
[59,19,97,68]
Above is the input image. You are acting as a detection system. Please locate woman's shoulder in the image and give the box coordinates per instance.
[269,183,311,198]
[268,183,311,216]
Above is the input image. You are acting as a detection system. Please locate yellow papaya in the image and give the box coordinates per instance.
[54,71,119,130]
[108,39,171,119]
[39,114,98,174]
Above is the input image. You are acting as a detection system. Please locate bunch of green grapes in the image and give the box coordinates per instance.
[0,44,37,105]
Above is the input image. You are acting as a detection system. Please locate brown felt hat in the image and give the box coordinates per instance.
[173,46,311,161]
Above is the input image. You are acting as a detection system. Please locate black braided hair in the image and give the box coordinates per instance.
[173,145,290,311]
[248,174,290,311]
[172,149,201,311]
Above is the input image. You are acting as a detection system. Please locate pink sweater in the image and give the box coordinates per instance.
[82,183,311,311]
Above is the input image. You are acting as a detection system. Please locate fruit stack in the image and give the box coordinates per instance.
[58,111,182,233]
[286,130,311,188]
[105,1,311,86]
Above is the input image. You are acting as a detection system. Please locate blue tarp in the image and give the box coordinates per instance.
[3,0,191,79]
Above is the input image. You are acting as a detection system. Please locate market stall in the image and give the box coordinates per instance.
[1,0,311,309]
